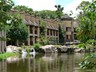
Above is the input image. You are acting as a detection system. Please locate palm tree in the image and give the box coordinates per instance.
[55,5,64,19]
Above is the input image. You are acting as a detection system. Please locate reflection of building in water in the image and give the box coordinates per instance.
[0,60,7,72]
[7,53,83,72]
[28,53,80,72]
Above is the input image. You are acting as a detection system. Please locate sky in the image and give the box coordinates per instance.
[13,0,91,17]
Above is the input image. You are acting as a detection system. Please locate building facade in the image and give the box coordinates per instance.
[7,10,78,46]
[61,16,78,43]
[16,11,59,45]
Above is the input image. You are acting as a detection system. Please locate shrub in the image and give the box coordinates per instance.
[33,43,42,49]
[37,37,49,45]
[0,52,18,60]
[79,53,96,69]
[78,43,86,49]
[86,39,96,46]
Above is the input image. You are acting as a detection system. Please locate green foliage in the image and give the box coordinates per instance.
[78,43,86,49]
[14,5,34,15]
[0,0,14,31]
[33,43,42,49]
[39,19,46,36]
[0,52,18,60]
[14,6,59,19]
[6,14,28,45]
[76,16,94,42]
[55,5,64,19]
[79,53,96,69]
[76,1,91,11]
[86,39,96,46]
[39,20,49,45]
[77,0,96,43]
[59,24,65,44]
[0,36,6,41]
[37,37,49,45]
[35,10,58,19]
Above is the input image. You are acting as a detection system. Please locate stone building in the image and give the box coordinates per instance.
[6,10,78,46]
[10,10,59,45]
[61,15,78,42]
[0,11,79,52]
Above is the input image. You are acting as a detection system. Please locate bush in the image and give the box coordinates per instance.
[86,39,96,46]
[0,52,18,60]
[33,43,42,49]
[78,43,86,49]
[37,37,49,45]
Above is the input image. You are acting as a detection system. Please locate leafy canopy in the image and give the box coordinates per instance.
[76,0,96,42]
[0,0,14,31]
[6,14,28,43]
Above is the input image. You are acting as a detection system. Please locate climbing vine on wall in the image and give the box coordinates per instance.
[39,19,47,36]
[38,19,49,45]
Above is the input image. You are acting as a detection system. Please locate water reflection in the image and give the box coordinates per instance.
[0,53,95,72]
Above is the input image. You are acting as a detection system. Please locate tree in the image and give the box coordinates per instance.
[59,24,65,44]
[77,0,96,42]
[13,5,34,15]
[0,0,14,31]
[76,1,91,12]
[6,14,28,46]
[34,10,58,19]
[55,5,64,19]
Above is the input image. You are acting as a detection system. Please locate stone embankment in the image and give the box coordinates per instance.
[6,45,96,53]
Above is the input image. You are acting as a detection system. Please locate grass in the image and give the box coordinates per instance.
[0,52,19,60]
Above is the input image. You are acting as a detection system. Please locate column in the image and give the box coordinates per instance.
[28,26,30,45]
[33,37,35,45]
[37,27,40,37]
[33,26,35,44]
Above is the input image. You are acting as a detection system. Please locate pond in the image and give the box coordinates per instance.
[0,53,96,72]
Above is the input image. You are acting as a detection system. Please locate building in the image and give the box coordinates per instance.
[61,15,78,43]
[10,10,59,45]
[61,15,74,42]
[6,10,78,46]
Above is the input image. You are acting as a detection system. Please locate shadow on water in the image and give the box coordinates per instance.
[0,53,96,72]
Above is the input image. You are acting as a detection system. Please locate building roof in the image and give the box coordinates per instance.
[61,14,73,20]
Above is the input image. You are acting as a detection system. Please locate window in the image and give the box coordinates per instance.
[66,35,71,39]
[30,36,33,45]
[74,34,77,40]
[47,29,49,35]
[50,30,52,35]
[74,28,76,32]
[30,26,33,34]
[66,27,71,31]
[56,31,58,36]
[35,27,38,34]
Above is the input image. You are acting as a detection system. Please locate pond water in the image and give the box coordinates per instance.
[0,53,96,72]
